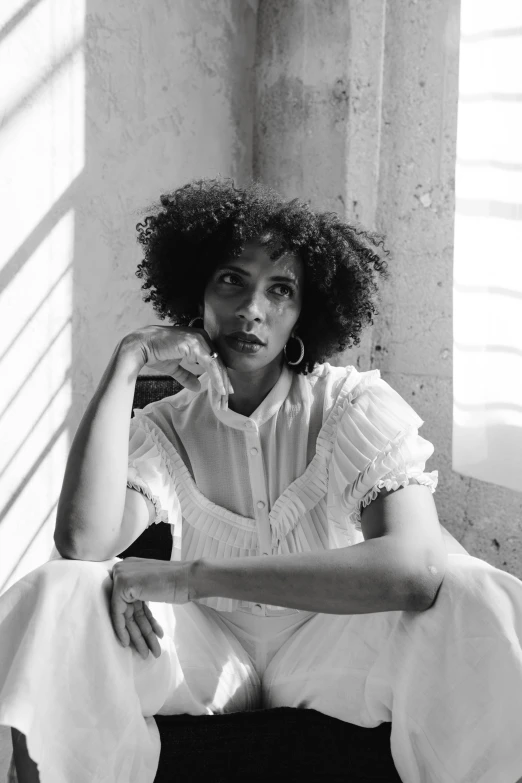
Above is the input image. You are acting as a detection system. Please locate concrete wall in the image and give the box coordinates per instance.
[255,0,522,577]
[0,0,259,596]
[72,0,259,426]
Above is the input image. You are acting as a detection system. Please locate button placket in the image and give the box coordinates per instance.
[245,423,272,566]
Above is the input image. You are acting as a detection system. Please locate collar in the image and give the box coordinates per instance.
[199,363,294,431]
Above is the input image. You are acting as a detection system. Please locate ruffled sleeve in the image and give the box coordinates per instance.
[127,414,182,551]
[326,372,438,546]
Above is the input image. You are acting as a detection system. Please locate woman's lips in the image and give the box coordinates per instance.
[224,335,264,353]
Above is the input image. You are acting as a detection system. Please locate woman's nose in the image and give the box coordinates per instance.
[235,290,265,320]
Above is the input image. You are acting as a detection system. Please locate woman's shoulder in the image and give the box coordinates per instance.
[319,361,426,445]
[301,361,380,418]
[304,361,377,389]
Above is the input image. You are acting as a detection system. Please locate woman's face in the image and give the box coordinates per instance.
[202,239,304,371]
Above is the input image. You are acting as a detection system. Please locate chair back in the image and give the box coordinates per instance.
[132,375,183,413]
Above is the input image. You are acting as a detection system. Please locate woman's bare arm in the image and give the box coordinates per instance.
[54,323,230,562]
[190,483,448,614]
[54,336,150,561]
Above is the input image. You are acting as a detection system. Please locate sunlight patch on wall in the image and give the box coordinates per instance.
[452,0,522,492]
[0,0,84,592]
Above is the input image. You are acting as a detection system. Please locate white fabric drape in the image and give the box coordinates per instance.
[452,0,522,492]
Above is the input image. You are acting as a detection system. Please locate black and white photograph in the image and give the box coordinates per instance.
[0,1,521,781]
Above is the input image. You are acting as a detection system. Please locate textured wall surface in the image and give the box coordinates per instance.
[254,0,521,576]
[71,0,258,428]
[369,0,521,575]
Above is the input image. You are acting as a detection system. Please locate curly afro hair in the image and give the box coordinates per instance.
[135,176,390,375]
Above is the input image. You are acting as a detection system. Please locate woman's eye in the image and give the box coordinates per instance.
[218,273,293,297]
[219,273,240,285]
[274,284,293,298]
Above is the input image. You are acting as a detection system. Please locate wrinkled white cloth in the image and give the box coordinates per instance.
[1,554,522,782]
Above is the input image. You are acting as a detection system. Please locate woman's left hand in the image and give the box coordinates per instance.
[109,557,191,656]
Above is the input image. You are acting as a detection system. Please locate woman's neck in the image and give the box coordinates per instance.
[226,360,285,417]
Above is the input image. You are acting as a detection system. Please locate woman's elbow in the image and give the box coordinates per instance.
[404,548,448,612]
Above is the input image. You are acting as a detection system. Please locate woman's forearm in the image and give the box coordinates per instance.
[54,336,144,560]
[190,537,446,614]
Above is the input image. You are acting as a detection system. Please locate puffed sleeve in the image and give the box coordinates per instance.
[326,373,438,545]
[127,414,182,547]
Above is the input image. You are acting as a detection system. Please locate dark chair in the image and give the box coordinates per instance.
[119,376,400,783]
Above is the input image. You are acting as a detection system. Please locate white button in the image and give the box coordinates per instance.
[256,500,265,509]
[250,447,259,455]
[244,420,255,429]
[251,603,264,615]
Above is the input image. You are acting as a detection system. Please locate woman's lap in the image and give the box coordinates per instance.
[0,557,258,783]
[2,553,522,782]
[262,554,522,783]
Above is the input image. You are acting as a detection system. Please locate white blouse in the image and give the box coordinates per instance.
[127,362,438,613]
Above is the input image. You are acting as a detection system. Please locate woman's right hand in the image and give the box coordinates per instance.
[122,324,234,396]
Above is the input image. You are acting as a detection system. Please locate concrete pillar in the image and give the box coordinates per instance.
[255,0,385,217]
[254,0,386,365]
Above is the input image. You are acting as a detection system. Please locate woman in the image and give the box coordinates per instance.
[1,177,522,783]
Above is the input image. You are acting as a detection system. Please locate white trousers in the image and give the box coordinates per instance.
[0,553,522,783]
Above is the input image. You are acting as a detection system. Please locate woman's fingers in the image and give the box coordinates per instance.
[196,346,226,394]
[173,351,229,397]
[135,325,233,397]
[132,601,162,658]
[207,353,234,398]
[110,584,131,646]
[170,365,202,392]
[110,576,163,659]
[193,333,232,396]
[225,367,234,395]
[143,602,164,639]
[218,357,234,396]
[149,331,232,398]
[125,602,163,659]
[125,601,161,659]
[123,604,149,658]
[199,352,226,395]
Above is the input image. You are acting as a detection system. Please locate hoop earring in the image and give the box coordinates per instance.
[188,316,204,328]
[284,335,304,366]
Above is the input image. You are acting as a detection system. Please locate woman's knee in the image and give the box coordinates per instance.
[437,554,521,635]
[35,556,119,600]
[443,553,508,592]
